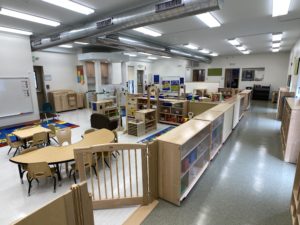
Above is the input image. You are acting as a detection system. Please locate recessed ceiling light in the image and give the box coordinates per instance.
[138,52,152,56]
[236,45,246,51]
[184,43,198,50]
[148,56,158,60]
[227,39,240,46]
[196,12,221,28]
[0,26,32,35]
[272,48,280,52]
[199,49,210,54]
[42,0,95,15]
[161,56,171,59]
[133,27,162,37]
[272,42,281,48]
[272,0,291,17]
[74,41,89,45]
[0,8,60,27]
[242,50,251,55]
[272,33,283,42]
[124,53,137,57]
[210,52,219,57]
[59,44,72,48]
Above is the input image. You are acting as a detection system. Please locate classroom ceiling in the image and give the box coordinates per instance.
[1,0,300,57]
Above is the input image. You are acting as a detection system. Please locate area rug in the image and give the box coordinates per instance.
[138,126,175,144]
[0,119,79,147]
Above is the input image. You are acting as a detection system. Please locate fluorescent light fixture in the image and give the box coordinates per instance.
[124,53,137,57]
[210,52,219,57]
[196,12,221,28]
[170,49,192,57]
[272,48,280,52]
[199,49,210,54]
[119,37,137,43]
[272,0,291,17]
[59,44,72,48]
[184,43,198,50]
[242,50,251,54]
[161,56,171,59]
[0,26,32,35]
[272,33,283,42]
[227,39,240,46]
[0,8,60,27]
[133,27,162,37]
[74,41,89,45]
[272,42,281,48]
[236,45,246,51]
[138,52,152,56]
[148,56,158,60]
[42,0,94,15]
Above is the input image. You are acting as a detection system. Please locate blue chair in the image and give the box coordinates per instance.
[40,102,58,123]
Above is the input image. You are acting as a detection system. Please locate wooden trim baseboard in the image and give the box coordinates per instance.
[123,200,159,225]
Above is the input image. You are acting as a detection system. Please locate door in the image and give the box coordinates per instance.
[224,68,240,88]
[33,66,46,111]
[137,70,144,94]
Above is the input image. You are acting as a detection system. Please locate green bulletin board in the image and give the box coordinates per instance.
[208,68,222,76]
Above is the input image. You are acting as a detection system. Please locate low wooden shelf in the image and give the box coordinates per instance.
[239,90,252,111]
[159,99,188,125]
[193,111,224,160]
[280,97,300,163]
[157,119,211,206]
[91,100,118,120]
[290,153,300,225]
[277,87,295,120]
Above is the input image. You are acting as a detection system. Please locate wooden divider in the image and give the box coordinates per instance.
[74,142,158,209]
[11,182,94,225]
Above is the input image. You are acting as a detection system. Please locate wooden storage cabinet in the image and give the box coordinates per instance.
[276,87,295,120]
[239,90,252,111]
[159,99,188,125]
[157,120,211,205]
[135,109,157,133]
[194,111,224,160]
[92,100,118,120]
[280,97,300,163]
[48,90,82,112]
[290,154,300,225]
[128,120,145,136]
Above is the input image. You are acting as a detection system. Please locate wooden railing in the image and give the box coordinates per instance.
[74,141,158,209]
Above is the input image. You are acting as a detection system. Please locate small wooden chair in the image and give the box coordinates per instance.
[56,128,71,146]
[26,162,57,196]
[6,134,23,156]
[69,152,97,184]
[28,132,48,148]
[48,124,58,144]
[19,146,39,183]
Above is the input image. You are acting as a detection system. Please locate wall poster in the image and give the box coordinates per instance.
[76,65,85,84]
[171,80,180,92]
[162,80,171,91]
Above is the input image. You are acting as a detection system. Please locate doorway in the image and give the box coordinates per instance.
[224,68,240,88]
[33,66,46,111]
[137,70,144,93]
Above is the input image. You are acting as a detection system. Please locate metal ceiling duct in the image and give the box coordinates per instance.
[95,34,211,63]
[31,0,223,50]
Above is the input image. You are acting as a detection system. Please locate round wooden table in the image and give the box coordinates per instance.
[10,129,115,181]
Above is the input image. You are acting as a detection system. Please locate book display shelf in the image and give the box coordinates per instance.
[157,119,211,205]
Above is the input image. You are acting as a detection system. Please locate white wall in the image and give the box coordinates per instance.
[288,39,300,96]
[0,32,39,127]
[198,52,289,93]
[32,51,85,94]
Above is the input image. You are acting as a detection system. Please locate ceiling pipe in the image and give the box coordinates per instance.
[94,34,211,63]
[31,0,223,50]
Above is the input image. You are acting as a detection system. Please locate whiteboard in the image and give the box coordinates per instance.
[0,77,34,118]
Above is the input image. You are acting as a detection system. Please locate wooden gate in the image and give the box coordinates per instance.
[74,141,158,209]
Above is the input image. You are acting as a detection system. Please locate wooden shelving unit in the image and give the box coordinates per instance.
[277,87,295,120]
[239,89,252,111]
[226,94,245,129]
[280,97,300,163]
[188,101,218,117]
[135,109,157,133]
[210,102,234,143]
[194,111,224,160]
[291,154,300,225]
[159,99,188,125]
[91,100,118,120]
[128,120,145,136]
[157,119,211,205]
[137,97,158,110]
